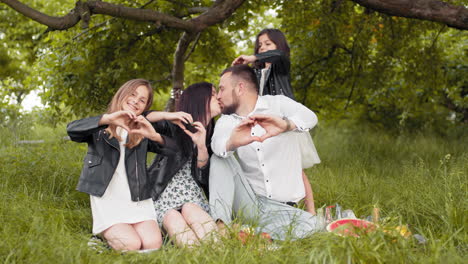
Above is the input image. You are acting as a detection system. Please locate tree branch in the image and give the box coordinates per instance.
[184,32,201,62]
[298,45,339,72]
[300,71,319,105]
[351,0,468,30]
[442,91,468,123]
[1,0,196,31]
[2,0,248,112]
[190,0,246,31]
[87,1,195,31]
[72,0,163,40]
[188,7,209,14]
[344,72,359,110]
[1,0,82,30]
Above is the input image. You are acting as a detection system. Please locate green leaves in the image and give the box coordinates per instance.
[280,0,467,129]
[1,0,466,129]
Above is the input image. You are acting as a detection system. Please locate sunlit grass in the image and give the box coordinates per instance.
[0,122,466,263]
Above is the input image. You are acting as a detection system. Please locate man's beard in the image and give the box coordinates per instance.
[221,90,240,115]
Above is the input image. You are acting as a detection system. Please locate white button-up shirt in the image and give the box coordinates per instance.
[211,95,318,203]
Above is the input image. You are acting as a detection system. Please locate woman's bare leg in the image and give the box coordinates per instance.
[181,203,218,241]
[102,223,142,251]
[163,209,199,247]
[133,220,163,249]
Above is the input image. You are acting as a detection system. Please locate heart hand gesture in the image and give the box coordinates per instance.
[227,118,263,151]
[128,116,158,139]
[100,110,137,131]
[248,114,292,142]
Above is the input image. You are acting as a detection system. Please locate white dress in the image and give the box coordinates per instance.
[90,129,157,234]
[295,131,321,169]
[259,69,321,169]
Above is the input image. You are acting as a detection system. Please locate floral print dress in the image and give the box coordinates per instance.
[153,160,209,227]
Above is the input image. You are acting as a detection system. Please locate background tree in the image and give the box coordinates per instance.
[1,0,253,119]
[1,0,466,129]
[280,0,467,128]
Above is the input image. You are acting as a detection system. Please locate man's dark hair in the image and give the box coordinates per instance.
[221,64,259,93]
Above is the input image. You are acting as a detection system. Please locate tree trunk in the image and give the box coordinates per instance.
[165,32,197,111]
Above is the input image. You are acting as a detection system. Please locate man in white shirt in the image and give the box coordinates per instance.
[209,65,320,240]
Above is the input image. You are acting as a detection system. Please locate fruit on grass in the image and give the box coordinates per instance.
[327,219,377,237]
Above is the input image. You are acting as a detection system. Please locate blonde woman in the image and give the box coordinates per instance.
[67,79,177,251]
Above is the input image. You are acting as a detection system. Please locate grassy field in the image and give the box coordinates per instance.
[0,122,466,263]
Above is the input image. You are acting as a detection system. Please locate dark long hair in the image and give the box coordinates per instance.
[176,82,216,154]
[254,28,290,57]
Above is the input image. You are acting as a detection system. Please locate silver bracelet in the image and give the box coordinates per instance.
[282,116,291,131]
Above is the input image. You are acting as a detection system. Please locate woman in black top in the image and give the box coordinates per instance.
[232,28,294,99]
[145,82,221,247]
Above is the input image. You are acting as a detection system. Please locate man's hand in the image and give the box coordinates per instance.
[99,110,136,131]
[249,114,294,142]
[226,119,263,151]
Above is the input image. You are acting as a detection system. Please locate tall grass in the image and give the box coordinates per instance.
[0,122,466,263]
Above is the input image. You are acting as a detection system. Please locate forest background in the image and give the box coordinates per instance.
[0,0,467,263]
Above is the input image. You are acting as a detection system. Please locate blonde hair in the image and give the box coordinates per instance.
[105,79,154,148]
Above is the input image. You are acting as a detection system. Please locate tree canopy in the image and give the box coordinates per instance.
[1,0,467,129]
[281,0,467,127]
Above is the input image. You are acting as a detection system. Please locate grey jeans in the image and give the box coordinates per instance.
[209,155,321,240]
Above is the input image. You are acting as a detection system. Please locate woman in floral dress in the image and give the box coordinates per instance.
[146,82,222,246]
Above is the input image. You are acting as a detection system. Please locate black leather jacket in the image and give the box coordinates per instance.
[255,49,295,100]
[148,120,210,200]
[67,115,177,201]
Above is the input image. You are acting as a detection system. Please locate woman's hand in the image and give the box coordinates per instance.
[232,55,256,66]
[128,116,163,143]
[166,112,194,128]
[146,111,193,125]
[181,121,206,147]
[99,111,137,131]
[182,121,210,168]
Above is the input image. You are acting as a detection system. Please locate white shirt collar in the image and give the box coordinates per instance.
[232,96,268,120]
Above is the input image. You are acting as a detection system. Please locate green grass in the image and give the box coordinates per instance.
[0,122,466,263]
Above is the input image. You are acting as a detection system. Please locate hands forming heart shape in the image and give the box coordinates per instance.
[227,114,290,151]
[105,111,290,147]
[127,116,155,138]
[104,111,156,138]
[248,114,290,140]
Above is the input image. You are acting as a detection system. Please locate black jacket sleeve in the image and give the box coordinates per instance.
[255,50,290,75]
[147,120,180,156]
[66,115,106,143]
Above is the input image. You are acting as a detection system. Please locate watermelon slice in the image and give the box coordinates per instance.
[326,218,377,237]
